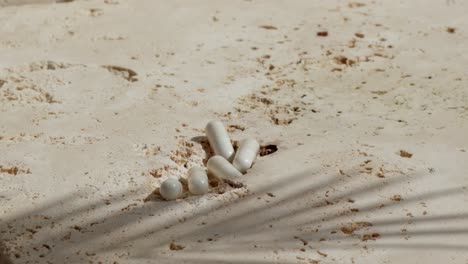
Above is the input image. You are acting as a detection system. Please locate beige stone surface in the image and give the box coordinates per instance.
[0,0,467,263]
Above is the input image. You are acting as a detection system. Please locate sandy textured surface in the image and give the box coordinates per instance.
[1,0,468,263]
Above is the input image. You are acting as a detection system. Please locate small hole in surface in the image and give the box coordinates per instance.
[259,144,278,156]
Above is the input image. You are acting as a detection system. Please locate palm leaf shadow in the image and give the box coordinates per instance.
[1,165,467,263]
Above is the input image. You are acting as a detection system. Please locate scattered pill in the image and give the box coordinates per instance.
[159,178,182,200]
[207,155,242,181]
[205,120,235,161]
[187,167,209,195]
[233,137,260,173]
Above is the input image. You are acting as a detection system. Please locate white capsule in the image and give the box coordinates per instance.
[233,137,260,173]
[205,120,235,161]
[207,155,242,181]
[187,167,209,195]
[159,178,182,200]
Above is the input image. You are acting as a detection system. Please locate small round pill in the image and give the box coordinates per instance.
[187,167,209,195]
[205,120,235,161]
[159,178,182,200]
[233,137,260,173]
[207,155,242,181]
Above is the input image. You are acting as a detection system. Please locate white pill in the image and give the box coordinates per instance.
[187,167,209,195]
[207,155,242,181]
[233,137,260,173]
[159,178,182,200]
[205,120,235,161]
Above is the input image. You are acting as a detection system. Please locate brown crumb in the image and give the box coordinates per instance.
[44,92,59,104]
[149,165,171,178]
[371,90,388,95]
[334,55,348,65]
[169,242,185,251]
[340,222,373,235]
[0,166,19,175]
[227,124,245,132]
[447,27,456,33]
[340,226,353,235]
[354,33,365,38]
[271,117,294,125]
[226,180,244,189]
[390,194,402,202]
[26,228,37,234]
[399,150,413,158]
[88,8,102,17]
[358,150,368,156]
[317,31,328,37]
[120,203,138,212]
[348,38,357,48]
[361,233,380,241]
[259,25,278,30]
[317,250,328,257]
[333,55,356,66]
[102,65,138,82]
[348,2,365,8]
[61,232,72,241]
[294,236,308,246]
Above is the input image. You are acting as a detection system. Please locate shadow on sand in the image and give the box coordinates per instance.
[1,164,467,263]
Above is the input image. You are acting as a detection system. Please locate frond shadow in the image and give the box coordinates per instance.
[1,163,467,263]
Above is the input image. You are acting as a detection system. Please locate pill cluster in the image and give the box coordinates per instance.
[159,120,260,200]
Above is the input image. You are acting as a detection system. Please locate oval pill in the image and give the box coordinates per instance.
[159,178,182,200]
[187,167,209,195]
[233,137,260,173]
[205,120,235,161]
[207,155,242,181]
